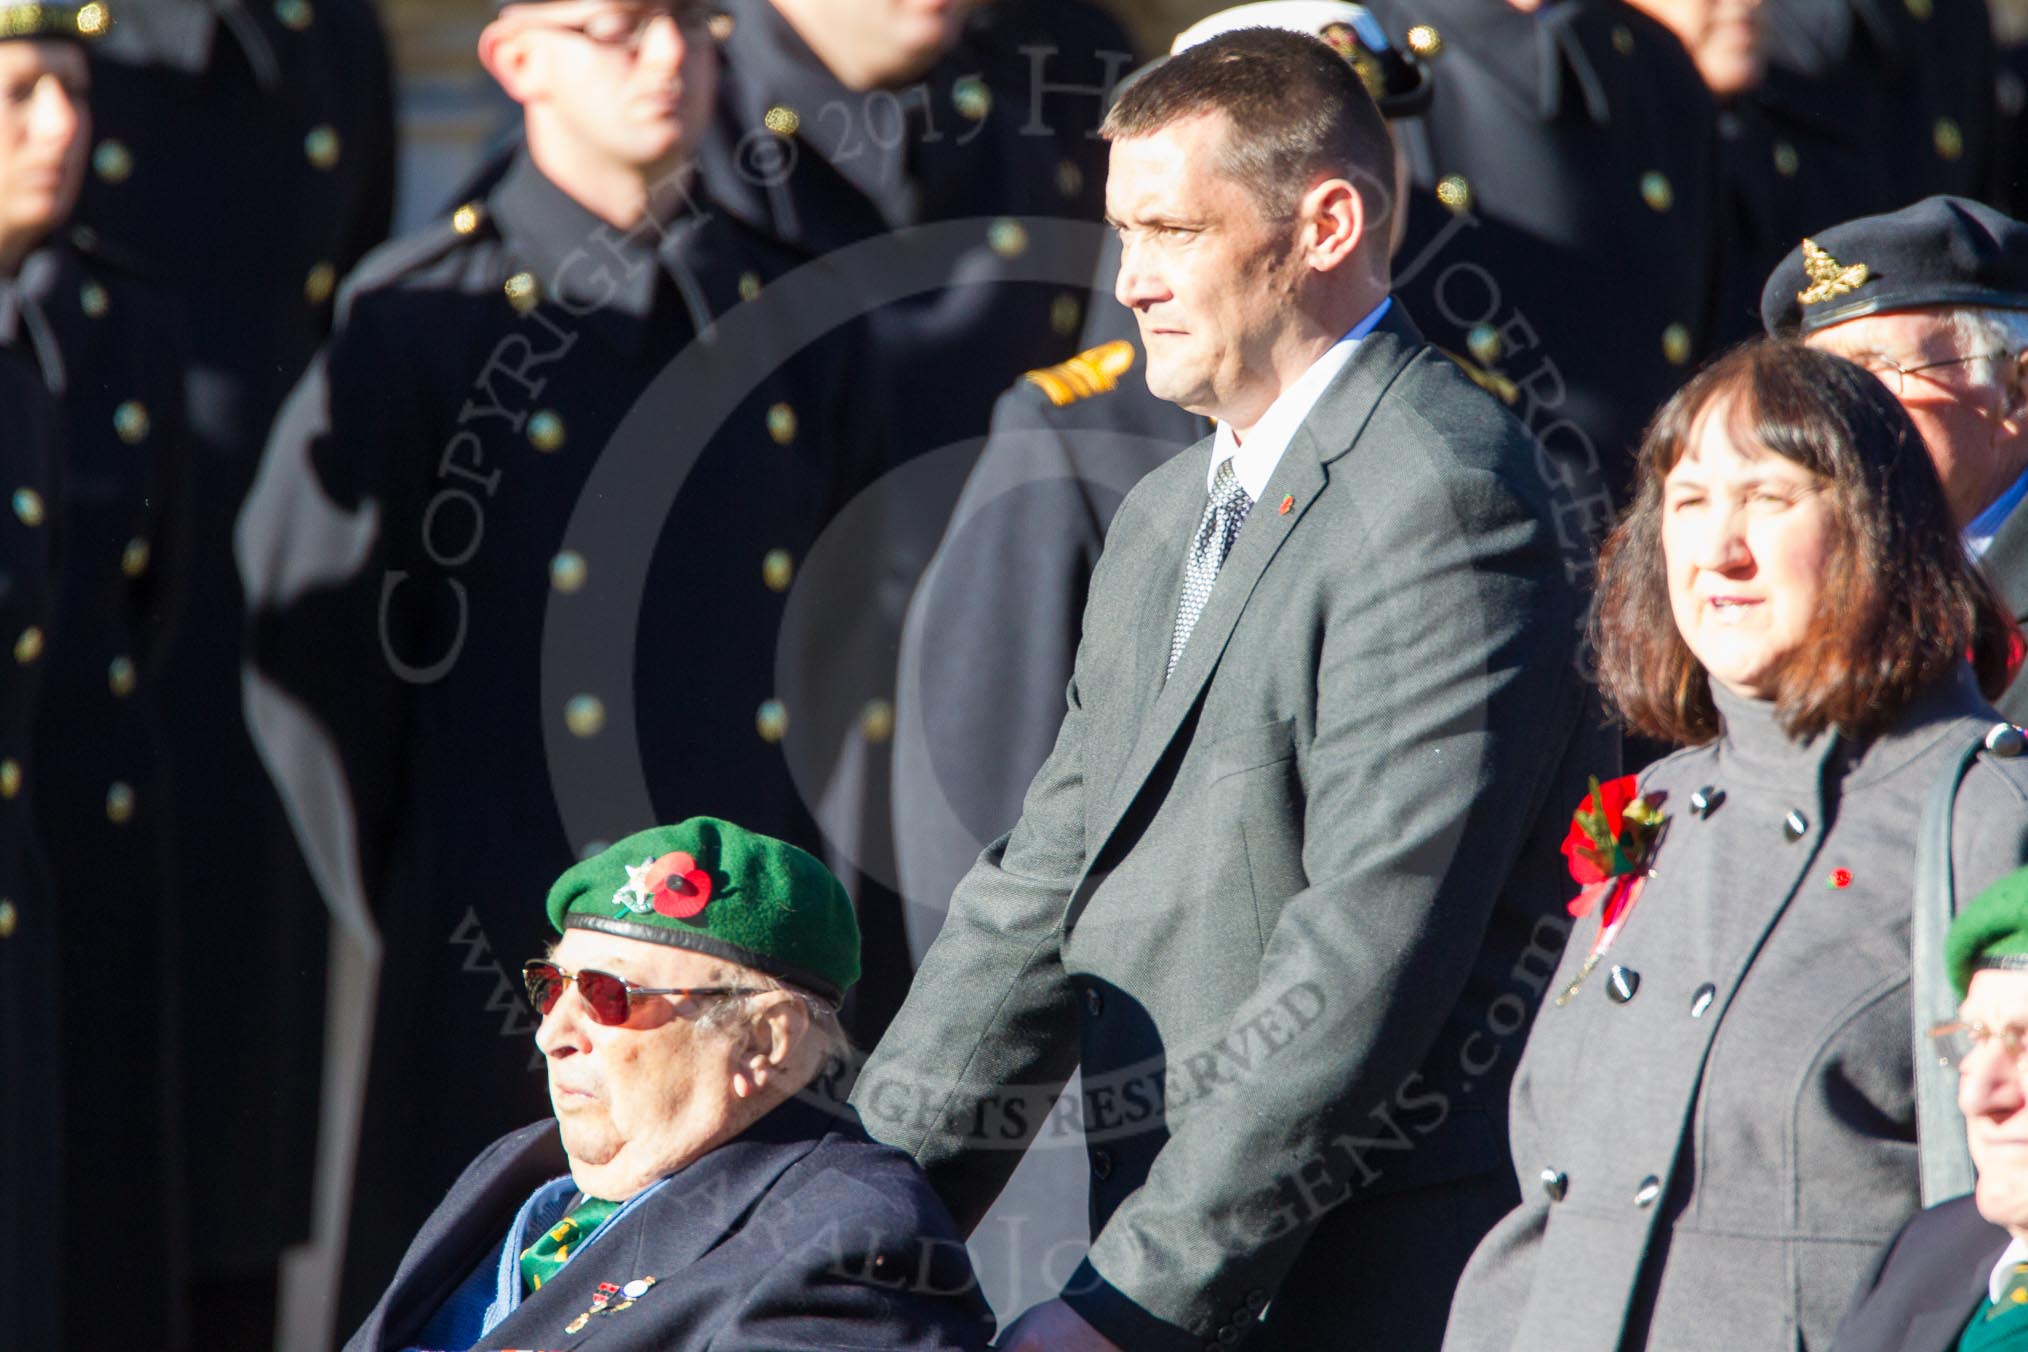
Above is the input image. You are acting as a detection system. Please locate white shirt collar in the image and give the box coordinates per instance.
[1207,297,1392,499]
[1989,1234,2028,1305]
[1967,465,2028,560]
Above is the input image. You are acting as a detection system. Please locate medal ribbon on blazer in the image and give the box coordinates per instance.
[1554,775,1668,1006]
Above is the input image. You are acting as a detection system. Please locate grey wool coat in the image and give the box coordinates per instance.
[854,306,1616,1351]
[1444,672,2028,1352]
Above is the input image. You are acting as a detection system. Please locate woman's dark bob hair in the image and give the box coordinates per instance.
[1594,339,2016,745]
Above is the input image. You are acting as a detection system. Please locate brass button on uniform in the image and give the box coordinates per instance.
[275,0,313,28]
[92,139,133,184]
[79,280,109,317]
[13,626,42,664]
[1435,174,1472,214]
[1662,323,1691,366]
[504,271,540,313]
[1772,140,1799,177]
[527,409,566,452]
[11,488,43,527]
[75,1,106,35]
[1467,323,1502,365]
[756,698,788,743]
[1050,292,1081,337]
[988,218,1028,259]
[1611,23,1634,54]
[737,271,761,301]
[564,694,606,738]
[451,202,483,235]
[707,10,734,39]
[106,782,135,824]
[1634,1175,1662,1207]
[108,655,136,697]
[1934,117,1964,161]
[121,536,150,578]
[1690,982,1717,1018]
[763,104,800,136]
[1055,159,1084,199]
[1906,0,1932,18]
[1540,1167,1568,1201]
[766,402,797,445]
[304,261,337,305]
[760,548,794,592]
[860,699,895,744]
[952,76,991,121]
[304,124,342,170]
[1640,171,1674,213]
[1405,24,1442,56]
[0,759,20,799]
[113,399,150,444]
[549,551,588,594]
[0,899,14,938]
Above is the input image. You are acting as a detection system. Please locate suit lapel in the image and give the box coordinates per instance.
[1071,310,1420,923]
[1982,493,2028,623]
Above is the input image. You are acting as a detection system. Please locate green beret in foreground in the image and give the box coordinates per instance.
[1947,866,2028,998]
[547,818,859,1004]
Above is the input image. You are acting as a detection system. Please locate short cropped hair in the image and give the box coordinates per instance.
[1101,27,1393,225]
[1595,340,2015,745]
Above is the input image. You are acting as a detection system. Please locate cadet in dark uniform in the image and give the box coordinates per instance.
[237,0,877,1327]
[0,7,197,1345]
[892,2,1435,931]
[70,0,398,1318]
[696,0,1133,1040]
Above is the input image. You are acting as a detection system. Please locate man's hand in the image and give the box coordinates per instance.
[995,1299,1122,1351]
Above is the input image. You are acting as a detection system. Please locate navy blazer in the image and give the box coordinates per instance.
[1832,1196,2012,1352]
[344,1098,994,1352]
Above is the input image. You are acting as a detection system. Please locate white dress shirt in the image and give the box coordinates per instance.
[1205,297,1393,498]
[1988,1234,2028,1305]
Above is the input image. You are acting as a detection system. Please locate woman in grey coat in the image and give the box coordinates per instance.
[1445,342,2028,1352]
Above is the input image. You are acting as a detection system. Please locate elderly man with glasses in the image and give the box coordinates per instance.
[342,818,991,1352]
[1762,196,2028,718]
[1830,867,2028,1352]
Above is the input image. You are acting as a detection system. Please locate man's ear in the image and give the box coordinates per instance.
[728,996,810,1098]
[1297,176,1365,275]
[479,18,538,106]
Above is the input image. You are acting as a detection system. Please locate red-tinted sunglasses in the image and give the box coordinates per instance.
[522,959,764,1026]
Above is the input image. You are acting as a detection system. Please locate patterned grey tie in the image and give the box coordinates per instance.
[1169,458,1253,675]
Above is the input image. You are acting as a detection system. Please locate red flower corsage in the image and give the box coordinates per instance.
[1554,775,1668,1006]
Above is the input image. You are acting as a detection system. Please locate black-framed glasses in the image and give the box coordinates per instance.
[523,959,763,1025]
[1928,1019,2028,1070]
[1857,351,2009,395]
[533,1,716,52]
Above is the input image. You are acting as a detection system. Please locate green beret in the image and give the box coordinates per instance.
[547,818,859,1005]
[1947,866,2028,998]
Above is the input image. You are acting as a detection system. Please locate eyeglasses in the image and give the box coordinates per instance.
[522,959,763,1025]
[531,2,715,52]
[1856,351,2009,395]
[1928,1019,2028,1069]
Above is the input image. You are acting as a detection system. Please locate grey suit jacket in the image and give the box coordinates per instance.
[1982,497,2028,724]
[855,307,1612,1350]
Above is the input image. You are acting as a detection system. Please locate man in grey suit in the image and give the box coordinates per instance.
[1762,196,2028,721]
[852,27,1611,1352]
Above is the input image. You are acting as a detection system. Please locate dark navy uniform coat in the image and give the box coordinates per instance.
[342,1099,994,1352]
[73,0,399,1272]
[1830,1196,2013,1352]
[0,336,62,1352]
[12,234,193,1351]
[240,151,879,1327]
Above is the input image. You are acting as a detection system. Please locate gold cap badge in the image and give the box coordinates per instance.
[1797,238,1871,307]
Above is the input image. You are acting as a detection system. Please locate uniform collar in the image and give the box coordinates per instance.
[1992,1236,2028,1306]
[487,150,714,351]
